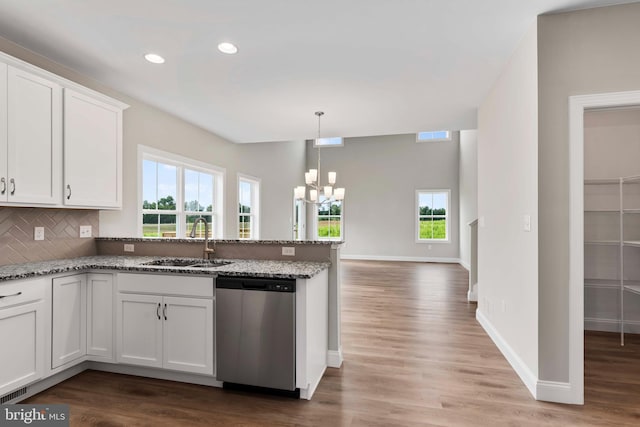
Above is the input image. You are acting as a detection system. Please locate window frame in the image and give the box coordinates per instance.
[237,173,261,240]
[314,196,344,241]
[138,145,225,239]
[415,189,450,243]
[416,130,451,143]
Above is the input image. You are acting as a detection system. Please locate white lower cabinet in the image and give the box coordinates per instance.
[0,278,48,397]
[52,275,87,369]
[116,273,214,376]
[86,274,114,361]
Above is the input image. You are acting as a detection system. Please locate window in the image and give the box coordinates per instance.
[416,190,449,241]
[238,175,260,239]
[316,196,343,240]
[140,146,224,238]
[313,137,343,147]
[416,130,451,142]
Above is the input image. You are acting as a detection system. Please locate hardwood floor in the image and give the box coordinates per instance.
[25,260,640,426]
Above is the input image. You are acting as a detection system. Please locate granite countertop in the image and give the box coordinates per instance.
[0,256,331,283]
[95,237,343,245]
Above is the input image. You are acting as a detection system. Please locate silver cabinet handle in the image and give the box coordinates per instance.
[9,178,15,195]
[157,303,161,320]
[66,184,72,200]
[0,177,5,195]
[163,303,167,320]
[0,291,22,300]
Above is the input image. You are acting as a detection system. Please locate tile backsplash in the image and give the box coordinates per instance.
[0,207,98,266]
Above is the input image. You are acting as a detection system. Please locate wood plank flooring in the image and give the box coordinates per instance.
[25,260,640,426]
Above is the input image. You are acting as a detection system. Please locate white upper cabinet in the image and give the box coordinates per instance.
[63,89,123,208]
[1,64,61,205]
[0,50,127,209]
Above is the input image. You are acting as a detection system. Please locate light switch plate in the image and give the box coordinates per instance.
[282,247,295,256]
[523,214,531,232]
[34,227,45,241]
[124,244,135,252]
[80,225,92,238]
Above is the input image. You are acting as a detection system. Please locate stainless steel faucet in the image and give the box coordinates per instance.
[189,216,215,259]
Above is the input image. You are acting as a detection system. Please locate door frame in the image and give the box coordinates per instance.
[568,89,640,405]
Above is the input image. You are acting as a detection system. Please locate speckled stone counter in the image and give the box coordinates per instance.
[95,237,343,245]
[0,256,330,282]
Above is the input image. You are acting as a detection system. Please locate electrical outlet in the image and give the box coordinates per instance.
[34,227,45,241]
[523,214,531,232]
[79,225,92,238]
[282,247,295,256]
[124,244,135,252]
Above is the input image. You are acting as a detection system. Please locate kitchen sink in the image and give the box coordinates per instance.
[141,259,233,268]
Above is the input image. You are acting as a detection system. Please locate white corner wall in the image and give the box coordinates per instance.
[459,130,478,270]
[307,133,460,261]
[477,23,539,396]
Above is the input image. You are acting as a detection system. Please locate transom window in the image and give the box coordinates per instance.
[314,137,343,147]
[316,197,343,240]
[238,175,260,240]
[416,130,451,142]
[416,190,449,241]
[140,146,224,238]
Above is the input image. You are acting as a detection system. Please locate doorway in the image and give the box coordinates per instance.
[568,89,640,405]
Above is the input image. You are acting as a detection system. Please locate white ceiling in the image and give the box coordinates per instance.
[0,0,636,143]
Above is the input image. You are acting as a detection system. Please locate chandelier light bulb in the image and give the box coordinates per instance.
[324,186,333,197]
[309,169,318,182]
[305,172,312,185]
[310,189,318,202]
[334,188,345,200]
[328,172,337,185]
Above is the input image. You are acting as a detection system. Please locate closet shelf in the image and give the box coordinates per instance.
[585,240,619,246]
[624,285,640,296]
[623,241,640,248]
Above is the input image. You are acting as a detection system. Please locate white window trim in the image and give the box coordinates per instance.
[313,198,344,241]
[237,173,261,240]
[415,189,450,243]
[416,131,451,143]
[137,145,225,238]
[292,193,306,240]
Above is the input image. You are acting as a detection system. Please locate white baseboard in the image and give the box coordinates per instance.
[584,318,640,334]
[340,254,462,264]
[327,348,343,368]
[467,283,478,302]
[300,365,327,400]
[476,309,537,399]
[536,380,579,404]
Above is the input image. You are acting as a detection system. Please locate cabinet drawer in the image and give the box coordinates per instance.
[117,273,214,298]
[0,278,48,309]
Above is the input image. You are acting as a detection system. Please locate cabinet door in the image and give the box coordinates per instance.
[86,274,114,361]
[0,300,46,396]
[0,63,7,202]
[63,88,122,208]
[117,293,163,368]
[6,66,61,204]
[52,275,87,369]
[163,296,213,375]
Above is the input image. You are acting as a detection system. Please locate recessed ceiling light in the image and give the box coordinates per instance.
[144,53,165,64]
[217,42,238,55]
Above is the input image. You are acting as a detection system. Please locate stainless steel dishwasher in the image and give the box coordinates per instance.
[215,276,296,392]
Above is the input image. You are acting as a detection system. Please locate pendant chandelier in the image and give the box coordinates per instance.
[294,111,345,204]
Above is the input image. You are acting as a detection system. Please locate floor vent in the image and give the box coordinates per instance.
[1,387,28,404]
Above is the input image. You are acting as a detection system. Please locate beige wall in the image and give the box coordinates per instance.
[459,130,478,269]
[0,36,306,242]
[538,3,640,381]
[478,23,539,377]
[306,133,460,260]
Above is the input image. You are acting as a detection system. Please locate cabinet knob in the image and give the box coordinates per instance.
[0,177,5,195]
[9,178,15,195]
[66,184,72,200]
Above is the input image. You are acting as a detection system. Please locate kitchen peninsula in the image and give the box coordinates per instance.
[0,239,342,403]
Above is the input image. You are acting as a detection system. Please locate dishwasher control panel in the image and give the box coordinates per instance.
[216,276,296,293]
